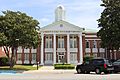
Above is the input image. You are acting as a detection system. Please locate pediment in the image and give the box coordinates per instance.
[40,20,84,32]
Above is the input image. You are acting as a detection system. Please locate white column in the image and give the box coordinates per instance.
[53,34,56,64]
[114,50,116,60]
[79,33,83,64]
[67,34,70,64]
[40,33,44,65]
[110,50,112,59]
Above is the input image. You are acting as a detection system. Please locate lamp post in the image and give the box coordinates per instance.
[37,61,39,70]
[14,39,19,63]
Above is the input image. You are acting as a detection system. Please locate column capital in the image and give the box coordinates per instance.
[53,33,56,36]
[78,33,82,37]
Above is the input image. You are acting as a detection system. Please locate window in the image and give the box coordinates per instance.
[58,37,64,48]
[45,53,52,61]
[17,53,21,61]
[70,36,77,48]
[46,36,52,48]
[24,54,29,61]
[86,41,90,48]
[32,53,36,61]
[93,40,97,48]
[70,53,77,61]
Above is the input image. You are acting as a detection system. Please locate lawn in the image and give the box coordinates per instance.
[0,65,41,71]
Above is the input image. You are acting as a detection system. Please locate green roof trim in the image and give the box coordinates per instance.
[85,28,99,33]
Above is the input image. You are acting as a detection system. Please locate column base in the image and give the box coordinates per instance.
[78,62,82,65]
[39,63,44,66]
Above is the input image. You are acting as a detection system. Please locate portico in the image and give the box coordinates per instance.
[40,30,84,65]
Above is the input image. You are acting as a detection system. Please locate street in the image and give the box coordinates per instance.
[0,70,120,80]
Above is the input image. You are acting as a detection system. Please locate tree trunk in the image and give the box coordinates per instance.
[10,47,16,69]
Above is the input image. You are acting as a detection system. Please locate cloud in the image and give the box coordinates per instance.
[0,0,103,30]
[40,18,50,22]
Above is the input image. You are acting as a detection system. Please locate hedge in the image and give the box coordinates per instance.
[54,64,75,69]
[0,57,9,66]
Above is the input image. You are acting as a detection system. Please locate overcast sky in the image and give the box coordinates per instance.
[0,0,103,30]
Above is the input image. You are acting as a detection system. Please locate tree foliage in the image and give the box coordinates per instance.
[0,10,40,68]
[97,0,120,50]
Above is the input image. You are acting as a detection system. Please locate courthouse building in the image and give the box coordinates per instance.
[0,5,119,65]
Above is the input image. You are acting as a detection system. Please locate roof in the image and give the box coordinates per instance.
[40,20,84,32]
[85,28,99,33]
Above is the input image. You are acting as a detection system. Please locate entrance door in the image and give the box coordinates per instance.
[58,52,65,63]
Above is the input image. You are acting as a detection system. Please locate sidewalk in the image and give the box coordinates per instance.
[23,66,76,73]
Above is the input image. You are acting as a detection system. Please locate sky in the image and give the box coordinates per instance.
[0,0,103,30]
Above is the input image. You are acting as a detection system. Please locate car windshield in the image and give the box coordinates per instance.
[92,59,104,64]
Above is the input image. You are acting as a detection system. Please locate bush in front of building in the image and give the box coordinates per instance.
[54,63,75,69]
[0,57,9,66]
[83,56,93,62]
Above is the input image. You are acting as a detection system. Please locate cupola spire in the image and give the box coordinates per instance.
[55,5,66,21]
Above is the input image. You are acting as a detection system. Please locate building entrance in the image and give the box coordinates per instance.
[58,52,65,63]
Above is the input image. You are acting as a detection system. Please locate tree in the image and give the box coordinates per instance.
[97,0,120,50]
[0,10,40,68]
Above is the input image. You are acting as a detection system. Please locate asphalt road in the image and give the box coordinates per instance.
[0,70,120,80]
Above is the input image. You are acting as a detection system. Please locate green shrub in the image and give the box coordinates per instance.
[0,57,9,66]
[54,63,75,69]
[83,56,93,62]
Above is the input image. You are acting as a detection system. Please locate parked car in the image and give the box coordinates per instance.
[113,59,120,73]
[76,58,114,74]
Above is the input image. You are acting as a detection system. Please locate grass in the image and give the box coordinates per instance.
[0,65,41,71]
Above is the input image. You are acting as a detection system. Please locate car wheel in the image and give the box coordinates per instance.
[95,68,101,74]
[114,71,118,73]
[86,71,90,74]
[77,68,82,74]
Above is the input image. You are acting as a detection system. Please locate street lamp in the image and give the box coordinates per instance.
[13,39,19,64]
[37,61,39,70]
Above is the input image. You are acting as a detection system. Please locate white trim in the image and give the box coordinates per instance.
[92,48,98,53]
[16,61,22,64]
[99,48,105,52]
[31,49,37,53]
[41,31,82,35]
[69,48,78,52]
[85,48,91,53]
[40,33,44,65]
[45,48,53,52]
[85,35,97,37]
[57,48,66,52]
[24,60,29,64]
[85,39,101,40]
